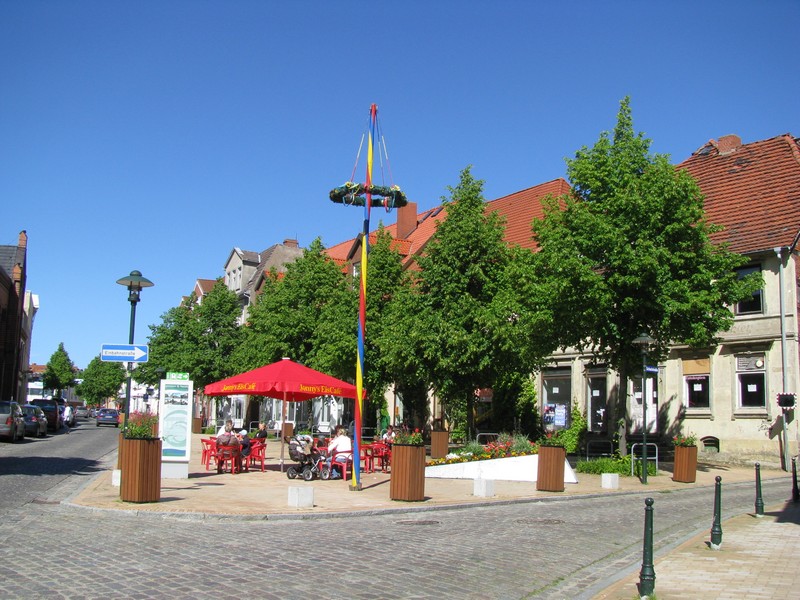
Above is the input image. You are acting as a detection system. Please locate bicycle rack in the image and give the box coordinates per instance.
[630,442,659,476]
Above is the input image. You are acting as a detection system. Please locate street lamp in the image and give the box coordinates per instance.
[632,332,655,484]
[116,270,154,428]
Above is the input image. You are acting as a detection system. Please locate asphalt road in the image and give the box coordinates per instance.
[0,426,792,599]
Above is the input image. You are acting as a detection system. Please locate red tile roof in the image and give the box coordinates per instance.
[679,134,800,254]
[326,178,570,268]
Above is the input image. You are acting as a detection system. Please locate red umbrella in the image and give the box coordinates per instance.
[204,358,362,470]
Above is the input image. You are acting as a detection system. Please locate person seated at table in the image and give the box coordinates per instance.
[382,425,396,443]
[254,422,268,439]
[324,426,352,477]
[238,429,251,458]
[216,423,240,446]
[216,419,233,436]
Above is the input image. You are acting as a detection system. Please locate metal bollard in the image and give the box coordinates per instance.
[638,497,656,598]
[755,462,764,517]
[792,457,799,503]
[710,475,723,550]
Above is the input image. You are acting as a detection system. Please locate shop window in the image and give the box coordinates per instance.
[685,375,710,408]
[737,354,766,408]
[542,368,571,431]
[735,265,763,315]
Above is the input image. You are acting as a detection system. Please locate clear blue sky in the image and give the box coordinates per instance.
[2,1,797,370]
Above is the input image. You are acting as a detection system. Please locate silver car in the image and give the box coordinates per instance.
[0,401,25,442]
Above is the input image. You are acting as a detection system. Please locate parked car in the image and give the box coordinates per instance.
[30,398,63,432]
[96,409,120,427]
[0,400,25,442]
[21,404,48,437]
[75,405,89,419]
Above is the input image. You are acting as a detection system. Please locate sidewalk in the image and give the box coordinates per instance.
[68,434,799,597]
[591,499,800,599]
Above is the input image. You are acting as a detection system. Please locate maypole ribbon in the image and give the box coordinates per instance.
[328,104,407,491]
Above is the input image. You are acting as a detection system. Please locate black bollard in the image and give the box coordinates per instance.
[755,462,765,517]
[710,475,723,549]
[639,497,656,597]
[793,457,799,503]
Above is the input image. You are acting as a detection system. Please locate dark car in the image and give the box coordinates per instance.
[75,405,89,419]
[30,398,63,432]
[21,404,48,437]
[96,409,120,427]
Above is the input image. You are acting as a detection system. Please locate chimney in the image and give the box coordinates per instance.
[717,134,742,154]
[396,201,418,239]
[18,230,27,248]
[283,238,299,248]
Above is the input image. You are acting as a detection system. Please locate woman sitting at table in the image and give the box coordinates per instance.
[324,426,352,477]
[382,425,396,444]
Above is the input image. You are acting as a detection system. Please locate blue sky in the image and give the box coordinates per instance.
[2,1,798,370]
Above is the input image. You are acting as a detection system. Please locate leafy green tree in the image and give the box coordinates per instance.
[410,166,513,437]
[138,281,242,388]
[76,357,126,406]
[236,238,352,375]
[42,343,76,398]
[530,97,761,452]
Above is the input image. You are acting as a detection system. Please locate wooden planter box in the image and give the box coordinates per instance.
[430,431,449,459]
[536,445,566,492]
[120,438,162,503]
[390,444,426,501]
[672,445,698,483]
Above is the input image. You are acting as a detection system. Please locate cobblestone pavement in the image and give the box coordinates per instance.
[0,469,791,599]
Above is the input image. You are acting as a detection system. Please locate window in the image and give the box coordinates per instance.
[735,265,762,314]
[586,369,608,432]
[737,354,766,408]
[542,368,571,431]
[683,358,710,409]
[685,376,710,408]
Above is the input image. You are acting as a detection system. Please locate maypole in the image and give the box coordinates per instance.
[329,104,407,490]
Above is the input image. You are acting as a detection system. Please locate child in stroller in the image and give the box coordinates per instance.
[286,434,326,481]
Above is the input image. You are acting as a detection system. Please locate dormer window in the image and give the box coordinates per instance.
[734,265,762,315]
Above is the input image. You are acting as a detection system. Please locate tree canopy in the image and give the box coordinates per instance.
[42,342,76,398]
[76,357,126,406]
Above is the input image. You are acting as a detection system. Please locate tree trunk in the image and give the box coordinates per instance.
[617,366,629,456]
[466,392,475,440]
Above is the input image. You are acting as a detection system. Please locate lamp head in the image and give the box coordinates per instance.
[116,270,154,304]
[632,332,655,349]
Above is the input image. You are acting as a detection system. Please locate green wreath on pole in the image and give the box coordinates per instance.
[329,181,408,208]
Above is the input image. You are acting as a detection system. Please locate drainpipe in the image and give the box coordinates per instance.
[775,247,789,470]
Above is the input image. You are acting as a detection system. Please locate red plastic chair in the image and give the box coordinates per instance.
[201,438,218,471]
[216,445,242,474]
[248,441,266,472]
[329,450,353,481]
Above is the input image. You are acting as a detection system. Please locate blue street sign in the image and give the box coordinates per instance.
[645,365,659,373]
[100,344,149,363]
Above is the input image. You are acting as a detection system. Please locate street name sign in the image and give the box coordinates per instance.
[645,365,659,373]
[100,344,149,363]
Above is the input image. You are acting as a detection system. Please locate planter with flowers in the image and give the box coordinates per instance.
[390,428,426,501]
[536,434,566,492]
[672,432,698,483]
[120,412,162,503]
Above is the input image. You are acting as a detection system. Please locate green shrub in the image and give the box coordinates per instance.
[575,454,657,476]
[202,426,216,435]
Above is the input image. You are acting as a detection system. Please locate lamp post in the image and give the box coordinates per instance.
[116,270,154,429]
[632,332,655,484]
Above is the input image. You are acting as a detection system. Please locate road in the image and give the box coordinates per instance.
[0,426,792,599]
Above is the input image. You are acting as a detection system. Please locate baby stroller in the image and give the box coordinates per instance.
[286,434,325,481]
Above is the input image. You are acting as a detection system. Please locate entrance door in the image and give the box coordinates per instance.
[630,372,658,433]
[542,369,571,432]
[587,373,608,433]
